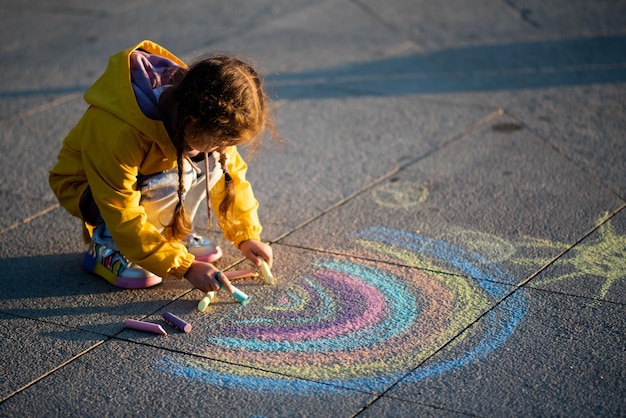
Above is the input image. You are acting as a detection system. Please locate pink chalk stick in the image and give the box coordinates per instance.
[124,319,167,336]
[223,269,258,280]
[162,312,192,333]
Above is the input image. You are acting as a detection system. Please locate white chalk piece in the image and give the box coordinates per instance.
[258,258,275,285]
[197,291,216,312]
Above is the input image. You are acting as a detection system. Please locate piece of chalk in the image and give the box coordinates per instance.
[223,269,258,280]
[197,291,216,313]
[219,281,251,305]
[162,312,192,333]
[258,258,275,285]
[124,319,167,336]
[215,271,251,304]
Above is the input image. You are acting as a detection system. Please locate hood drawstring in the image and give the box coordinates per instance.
[203,152,212,229]
[203,151,231,230]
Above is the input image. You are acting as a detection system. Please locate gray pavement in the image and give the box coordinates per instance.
[1,0,625,416]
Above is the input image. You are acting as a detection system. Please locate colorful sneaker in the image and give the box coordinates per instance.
[184,233,223,263]
[82,225,161,289]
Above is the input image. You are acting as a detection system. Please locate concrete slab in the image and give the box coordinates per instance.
[234,97,497,241]
[0,193,58,235]
[0,1,312,120]
[266,35,626,104]
[0,23,89,229]
[383,288,626,417]
[357,0,626,49]
[496,83,626,199]
[281,112,623,284]
[0,98,86,201]
[495,0,626,39]
[209,0,409,76]
[0,312,103,402]
[0,338,375,417]
[355,0,530,50]
[0,5,106,118]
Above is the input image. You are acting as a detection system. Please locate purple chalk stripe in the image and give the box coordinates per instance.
[223,270,386,340]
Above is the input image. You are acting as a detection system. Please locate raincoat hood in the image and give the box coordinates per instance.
[84,40,186,157]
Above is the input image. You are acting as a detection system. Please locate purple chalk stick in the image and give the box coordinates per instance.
[162,312,192,333]
[124,319,167,336]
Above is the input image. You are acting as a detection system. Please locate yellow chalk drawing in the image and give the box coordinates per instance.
[263,285,311,312]
[372,180,429,209]
[509,236,570,266]
[372,179,624,301]
[374,180,624,302]
[440,215,625,303]
[533,218,626,301]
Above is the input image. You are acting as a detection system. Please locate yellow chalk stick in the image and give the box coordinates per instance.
[258,258,275,285]
[197,291,216,313]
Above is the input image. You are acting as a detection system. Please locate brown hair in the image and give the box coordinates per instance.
[164,55,275,242]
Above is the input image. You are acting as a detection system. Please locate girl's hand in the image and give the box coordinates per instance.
[240,239,273,268]
[184,260,233,293]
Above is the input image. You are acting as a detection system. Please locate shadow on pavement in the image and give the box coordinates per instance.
[268,35,626,99]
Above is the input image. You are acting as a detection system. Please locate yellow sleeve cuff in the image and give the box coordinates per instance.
[168,252,195,279]
[232,229,262,249]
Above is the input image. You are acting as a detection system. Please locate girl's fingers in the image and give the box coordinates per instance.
[216,272,234,293]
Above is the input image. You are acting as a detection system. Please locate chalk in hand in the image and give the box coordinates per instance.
[215,271,251,304]
[258,258,275,285]
[162,312,192,333]
[197,291,216,312]
[198,273,251,311]
[220,281,251,305]
[124,319,167,336]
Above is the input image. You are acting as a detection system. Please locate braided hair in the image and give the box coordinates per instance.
[163,55,273,242]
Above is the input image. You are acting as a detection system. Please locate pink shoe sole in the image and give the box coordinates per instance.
[192,246,223,263]
[113,275,162,289]
[84,253,162,289]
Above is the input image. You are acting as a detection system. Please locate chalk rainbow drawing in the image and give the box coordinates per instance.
[156,227,528,394]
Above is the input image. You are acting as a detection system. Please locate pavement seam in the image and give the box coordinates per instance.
[348,0,401,35]
[0,93,82,127]
[353,396,481,418]
[500,0,542,29]
[0,203,60,235]
[0,340,107,404]
[500,110,626,202]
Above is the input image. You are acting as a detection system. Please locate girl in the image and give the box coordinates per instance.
[49,40,274,294]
